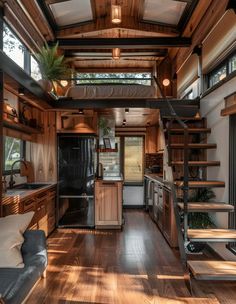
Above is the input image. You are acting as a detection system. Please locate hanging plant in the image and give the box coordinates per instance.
[98,117,111,136]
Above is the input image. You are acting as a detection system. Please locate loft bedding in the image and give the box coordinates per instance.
[66,84,156,99]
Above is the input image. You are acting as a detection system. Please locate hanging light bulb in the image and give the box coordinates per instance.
[111,4,122,24]
[112,48,121,60]
[60,80,68,87]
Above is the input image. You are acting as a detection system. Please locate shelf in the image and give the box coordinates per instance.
[3,119,43,135]
[97,148,118,153]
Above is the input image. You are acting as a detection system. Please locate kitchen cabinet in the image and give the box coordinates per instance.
[95,180,123,228]
[2,185,56,237]
[162,187,178,247]
[144,175,178,247]
[145,126,157,153]
[145,125,165,153]
[157,125,165,152]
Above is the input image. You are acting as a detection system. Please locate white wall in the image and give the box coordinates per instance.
[123,186,144,206]
[200,77,236,228]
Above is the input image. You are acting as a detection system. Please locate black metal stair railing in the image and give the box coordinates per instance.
[153,76,190,255]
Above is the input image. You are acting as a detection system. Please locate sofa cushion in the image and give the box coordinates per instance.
[0,230,47,304]
[0,212,35,269]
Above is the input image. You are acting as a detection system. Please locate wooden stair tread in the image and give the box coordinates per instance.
[188,261,236,280]
[163,116,202,121]
[175,180,225,188]
[167,128,211,133]
[178,202,234,212]
[171,161,220,166]
[169,143,216,149]
[188,229,236,242]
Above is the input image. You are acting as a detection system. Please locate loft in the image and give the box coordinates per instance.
[0,0,236,303]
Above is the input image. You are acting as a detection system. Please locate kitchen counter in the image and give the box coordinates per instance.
[97,176,123,182]
[2,183,57,206]
[144,174,171,190]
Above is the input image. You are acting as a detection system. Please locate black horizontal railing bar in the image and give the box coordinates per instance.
[64,78,153,81]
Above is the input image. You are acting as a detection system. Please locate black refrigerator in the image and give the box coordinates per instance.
[57,135,96,228]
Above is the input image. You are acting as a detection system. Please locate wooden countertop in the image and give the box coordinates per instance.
[2,183,57,205]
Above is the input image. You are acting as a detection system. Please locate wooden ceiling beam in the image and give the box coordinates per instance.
[57,37,191,49]
[56,16,179,38]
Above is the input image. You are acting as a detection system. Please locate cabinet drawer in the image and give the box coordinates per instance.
[36,201,47,221]
[22,198,36,212]
[36,191,48,203]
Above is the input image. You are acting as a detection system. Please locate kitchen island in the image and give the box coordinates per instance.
[95,176,123,229]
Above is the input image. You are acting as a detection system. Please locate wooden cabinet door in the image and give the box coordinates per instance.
[157,126,165,152]
[95,182,122,226]
[145,126,157,153]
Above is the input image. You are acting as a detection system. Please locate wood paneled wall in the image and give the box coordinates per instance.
[30,111,57,183]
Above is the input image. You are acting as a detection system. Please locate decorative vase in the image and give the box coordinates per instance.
[38,79,53,92]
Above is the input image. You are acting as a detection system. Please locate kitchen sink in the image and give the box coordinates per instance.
[14,183,48,190]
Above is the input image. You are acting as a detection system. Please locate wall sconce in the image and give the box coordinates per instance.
[78,109,84,115]
[125,108,129,113]
[18,87,25,96]
[112,48,121,60]
[122,119,126,126]
[60,80,68,87]
[111,5,122,24]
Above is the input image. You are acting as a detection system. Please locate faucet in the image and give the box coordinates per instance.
[9,159,28,189]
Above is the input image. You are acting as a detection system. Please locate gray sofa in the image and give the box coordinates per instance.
[0,230,47,304]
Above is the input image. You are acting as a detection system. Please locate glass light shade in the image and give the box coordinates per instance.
[112,48,121,60]
[162,78,170,87]
[111,5,121,24]
[60,80,68,87]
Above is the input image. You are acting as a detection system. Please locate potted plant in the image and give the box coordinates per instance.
[183,188,216,253]
[35,42,70,93]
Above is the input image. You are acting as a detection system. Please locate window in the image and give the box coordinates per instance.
[207,51,236,89]
[3,137,25,173]
[76,73,152,85]
[3,23,25,69]
[124,137,144,183]
[99,137,120,177]
[229,54,236,73]
[30,55,41,81]
[209,64,227,87]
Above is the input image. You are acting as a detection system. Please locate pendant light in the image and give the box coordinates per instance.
[111,4,122,24]
[112,47,121,60]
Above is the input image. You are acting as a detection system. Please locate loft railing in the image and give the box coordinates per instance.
[153,76,190,267]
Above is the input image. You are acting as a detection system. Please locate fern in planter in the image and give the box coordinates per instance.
[188,188,216,229]
[35,42,70,93]
[184,188,216,253]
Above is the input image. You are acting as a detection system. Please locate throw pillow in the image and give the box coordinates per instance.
[0,212,35,268]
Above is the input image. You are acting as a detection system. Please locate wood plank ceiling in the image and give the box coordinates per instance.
[32,0,199,72]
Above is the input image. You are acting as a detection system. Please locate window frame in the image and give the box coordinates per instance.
[207,50,236,90]
[3,137,26,176]
[3,22,35,77]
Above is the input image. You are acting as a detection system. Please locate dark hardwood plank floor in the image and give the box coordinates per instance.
[26,210,236,304]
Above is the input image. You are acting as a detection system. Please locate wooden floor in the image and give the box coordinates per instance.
[26,210,236,304]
